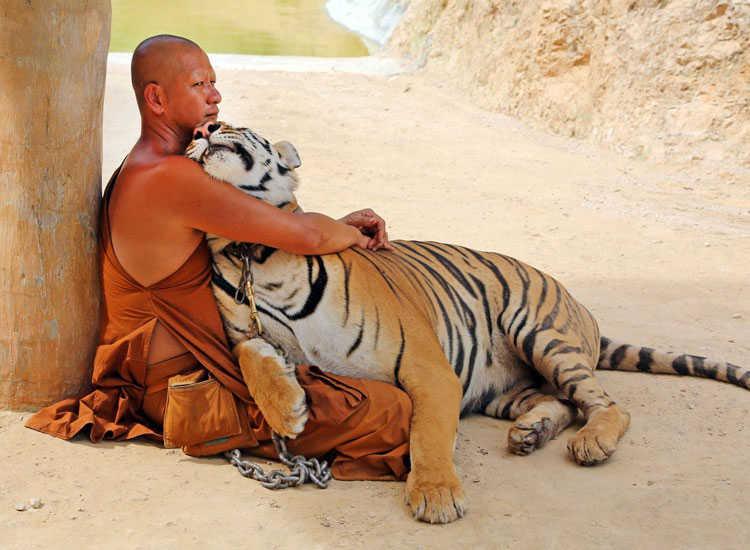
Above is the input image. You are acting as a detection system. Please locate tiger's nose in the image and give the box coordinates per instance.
[193,122,221,140]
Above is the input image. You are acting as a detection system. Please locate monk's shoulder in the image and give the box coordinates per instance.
[152,155,216,193]
[141,155,199,183]
[121,155,205,200]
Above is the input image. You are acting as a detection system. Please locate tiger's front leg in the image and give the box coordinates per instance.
[233,338,308,438]
[397,334,466,524]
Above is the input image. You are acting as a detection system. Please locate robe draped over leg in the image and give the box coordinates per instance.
[25,165,411,481]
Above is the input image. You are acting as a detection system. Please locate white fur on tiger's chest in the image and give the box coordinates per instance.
[258,301,395,383]
[251,253,398,384]
[299,313,394,383]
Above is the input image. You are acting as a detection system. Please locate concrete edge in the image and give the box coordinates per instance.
[107,52,407,76]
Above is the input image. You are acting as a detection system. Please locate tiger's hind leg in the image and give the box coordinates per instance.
[488,255,630,464]
[483,383,576,455]
[508,397,577,456]
[534,348,630,465]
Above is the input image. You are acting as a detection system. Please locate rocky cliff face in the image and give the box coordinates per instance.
[389,0,749,167]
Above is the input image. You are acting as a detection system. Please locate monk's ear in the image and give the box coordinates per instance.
[143,82,166,116]
[273,141,301,169]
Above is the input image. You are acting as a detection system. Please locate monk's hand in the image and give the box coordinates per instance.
[339,208,393,251]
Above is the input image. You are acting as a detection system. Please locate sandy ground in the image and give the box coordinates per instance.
[2,55,749,550]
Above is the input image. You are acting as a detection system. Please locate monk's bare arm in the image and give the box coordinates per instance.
[151,157,369,254]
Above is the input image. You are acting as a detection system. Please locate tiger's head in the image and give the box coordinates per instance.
[185,121,301,208]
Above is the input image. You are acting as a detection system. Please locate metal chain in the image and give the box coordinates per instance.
[226,246,327,489]
[233,252,251,305]
[232,247,263,336]
[224,434,332,489]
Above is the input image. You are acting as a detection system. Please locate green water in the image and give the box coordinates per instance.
[110,0,370,57]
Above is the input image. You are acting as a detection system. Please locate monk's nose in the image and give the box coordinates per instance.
[193,122,220,140]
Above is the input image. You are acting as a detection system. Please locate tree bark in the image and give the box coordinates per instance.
[0,1,111,410]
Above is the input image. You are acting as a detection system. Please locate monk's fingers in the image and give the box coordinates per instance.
[341,209,391,250]
[379,230,394,251]
[362,212,388,246]
[368,230,394,251]
[354,233,371,249]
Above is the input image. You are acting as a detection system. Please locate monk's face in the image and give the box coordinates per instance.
[161,47,222,132]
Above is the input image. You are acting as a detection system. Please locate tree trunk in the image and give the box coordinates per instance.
[0,1,111,410]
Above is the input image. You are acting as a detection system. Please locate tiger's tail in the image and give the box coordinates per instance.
[598,336,750,390]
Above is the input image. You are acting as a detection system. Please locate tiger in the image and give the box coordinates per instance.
[185,121,749,524]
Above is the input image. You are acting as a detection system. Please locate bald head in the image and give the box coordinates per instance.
[129,34,221,136]
[131,34,203,109]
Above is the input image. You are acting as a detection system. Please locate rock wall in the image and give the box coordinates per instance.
[389,0,749,167]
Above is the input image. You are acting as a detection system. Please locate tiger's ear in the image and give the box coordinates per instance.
[273,141,302,170]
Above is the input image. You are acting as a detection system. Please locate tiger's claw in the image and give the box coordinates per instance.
[405,469,466,524]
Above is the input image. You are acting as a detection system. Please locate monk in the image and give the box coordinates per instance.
[26,34,412,481]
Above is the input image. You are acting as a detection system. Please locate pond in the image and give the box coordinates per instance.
[110,0,371,57]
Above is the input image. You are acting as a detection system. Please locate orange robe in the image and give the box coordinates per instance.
[25,165,411,481]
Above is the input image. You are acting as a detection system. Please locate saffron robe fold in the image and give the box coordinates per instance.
[25,164,411,481]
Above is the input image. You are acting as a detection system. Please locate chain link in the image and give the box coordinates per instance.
[233,252,252,305]
[226,246,325,489]
[224,433,332,489]
[232,248,263,337]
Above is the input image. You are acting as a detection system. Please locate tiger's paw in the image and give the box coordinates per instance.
[258,378,308,439]
[508,417,555,455]
[405,469,466,524]
[234,338,309,439]
[567,404,630,466]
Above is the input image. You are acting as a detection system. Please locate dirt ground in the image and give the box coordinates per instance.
[2,56,749,550]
